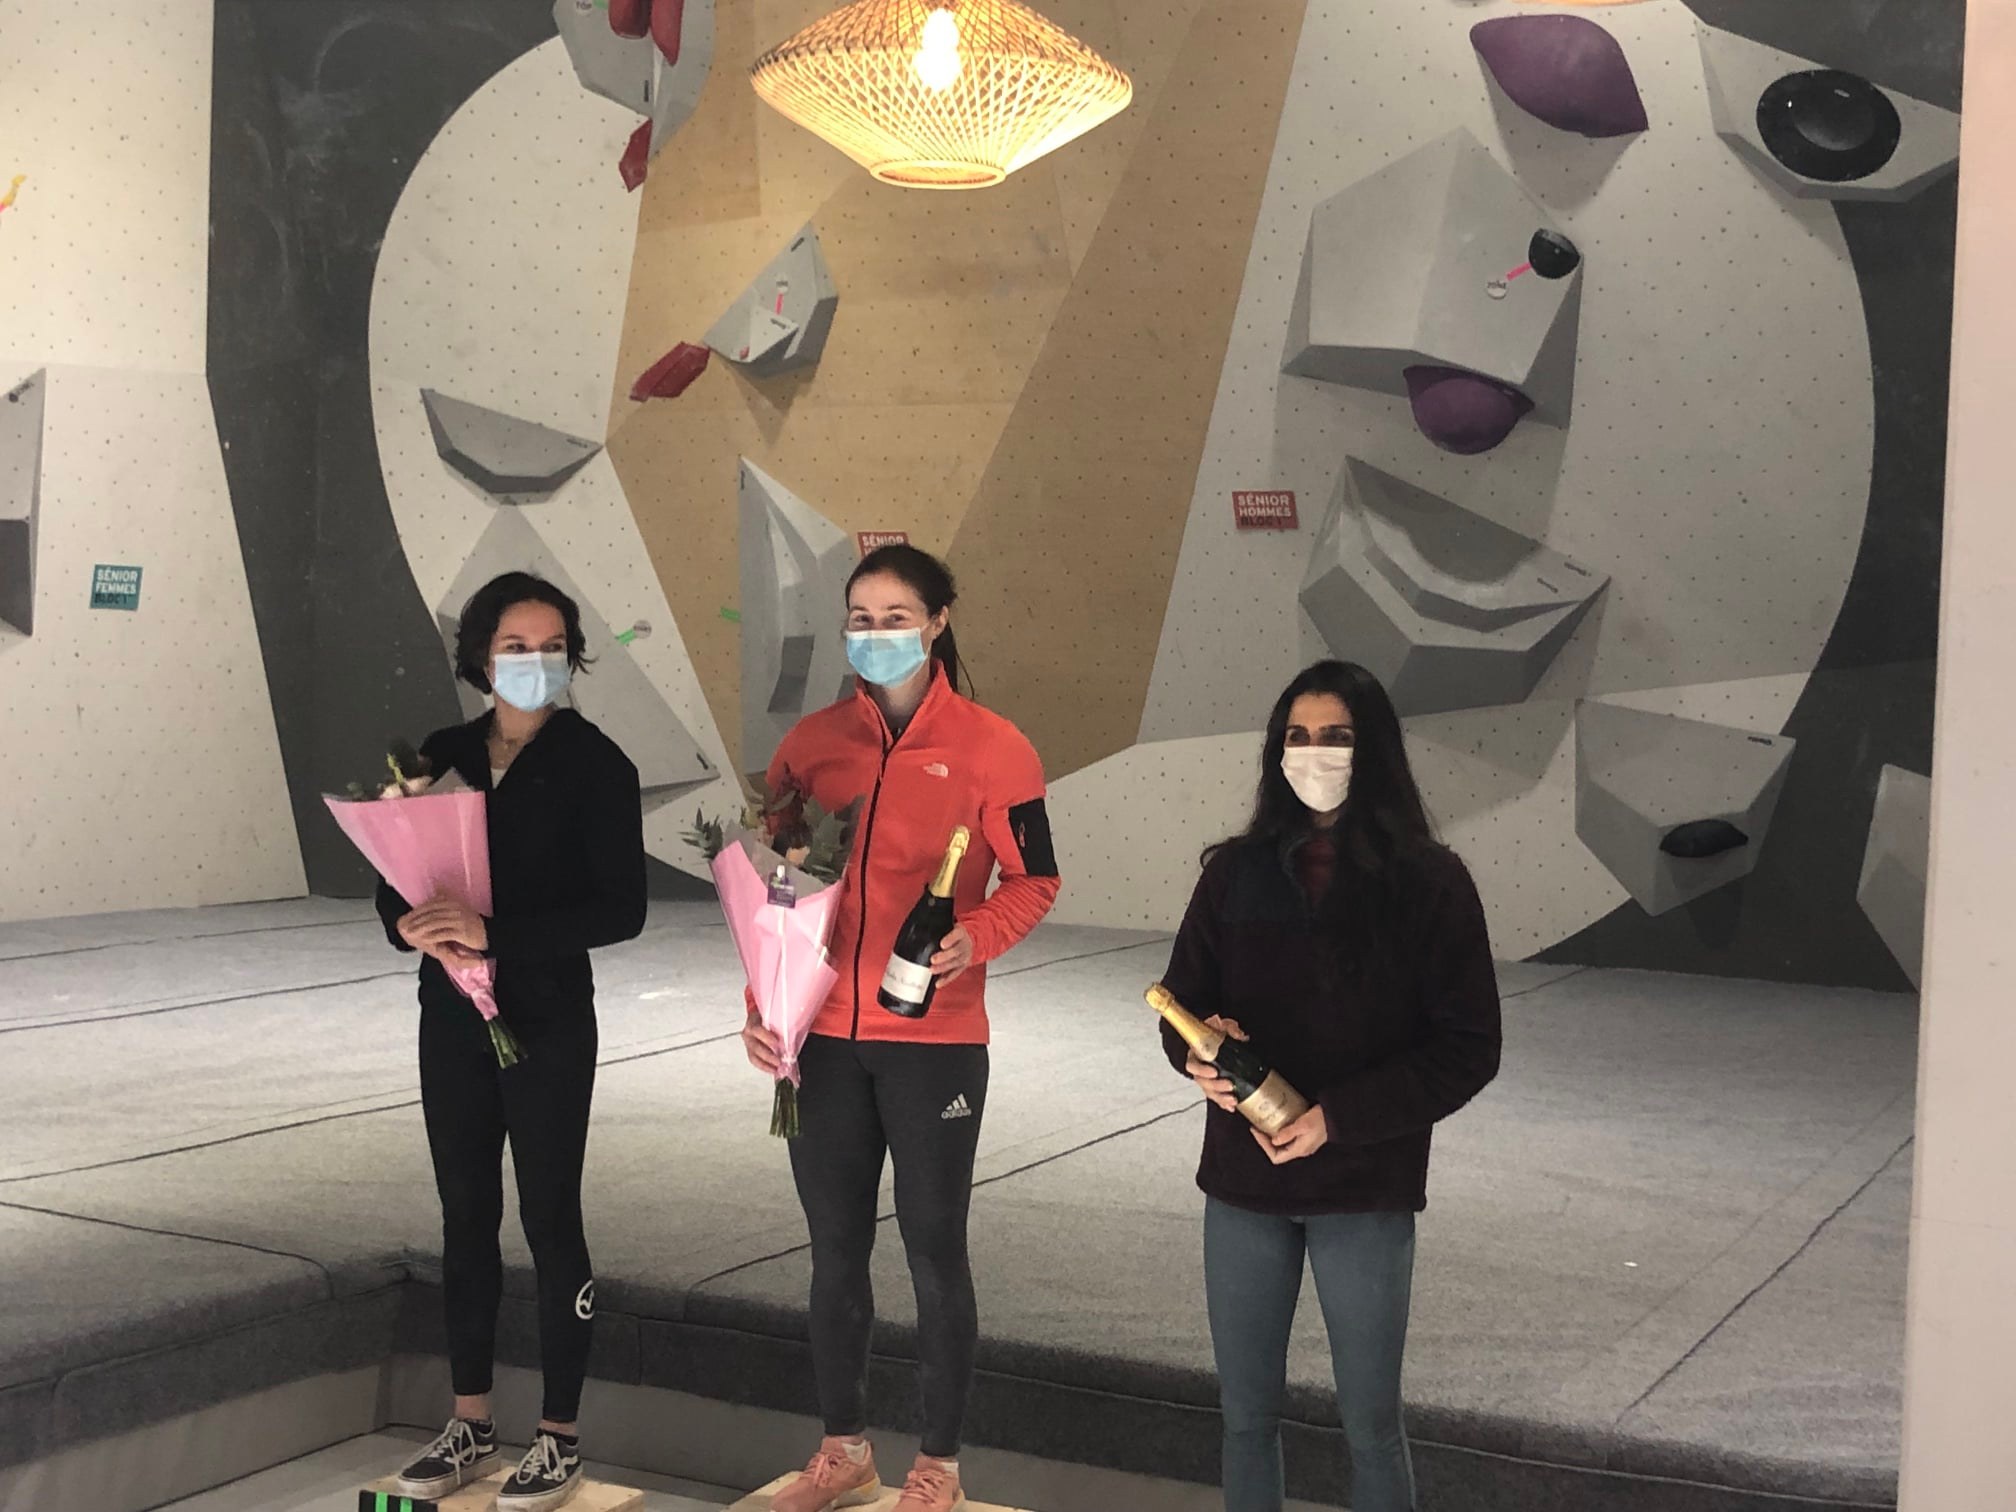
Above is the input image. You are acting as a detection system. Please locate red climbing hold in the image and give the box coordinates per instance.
[630,343,711,402]
[608,0,649,40]
[651,0,684,66]
[619,119,652,191]
[608,0,678,63]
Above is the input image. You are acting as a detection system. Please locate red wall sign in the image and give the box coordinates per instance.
[856,531,911,554]
[1233,491,1299,530]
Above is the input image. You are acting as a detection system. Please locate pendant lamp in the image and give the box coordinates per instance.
[750,0,1134,190]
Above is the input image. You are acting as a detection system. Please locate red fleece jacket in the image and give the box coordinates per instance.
[766,665,1061,1044]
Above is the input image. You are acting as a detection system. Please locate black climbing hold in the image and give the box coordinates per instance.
[1660,819,1750,860]
[1755,70,1901,184]
[1528,229,1581,280]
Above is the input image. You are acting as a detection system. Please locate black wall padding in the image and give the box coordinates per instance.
[207,1,558,894]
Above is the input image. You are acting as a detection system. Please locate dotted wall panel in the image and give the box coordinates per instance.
[0,2,211,373]
[0,0,307,922]
[0,369,304,920]
[371,42,645,446]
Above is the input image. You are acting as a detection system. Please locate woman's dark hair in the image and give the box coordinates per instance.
[846,543,970,696]
[454,572,591,695]
[1212,659,1439,880]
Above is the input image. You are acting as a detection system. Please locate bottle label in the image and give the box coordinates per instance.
[881,955,934,1005]
[1238,1073,1312,1136]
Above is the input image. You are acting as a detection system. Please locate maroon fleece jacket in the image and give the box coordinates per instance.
[1159,835,1502,1215]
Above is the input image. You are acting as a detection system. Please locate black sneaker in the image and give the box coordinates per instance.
[394,1416,501,1499]
[496,1430,583,1512]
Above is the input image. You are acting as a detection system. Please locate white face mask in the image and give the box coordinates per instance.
[1282,746,1354,813]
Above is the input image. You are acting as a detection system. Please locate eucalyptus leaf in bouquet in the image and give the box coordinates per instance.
[685,768,861,888]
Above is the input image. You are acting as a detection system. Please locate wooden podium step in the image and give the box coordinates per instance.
[357,1470,643,1512]
[728,1474,1027,1511]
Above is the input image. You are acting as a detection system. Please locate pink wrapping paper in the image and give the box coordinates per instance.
[323,789,500,1020]
[710,831,843,1089]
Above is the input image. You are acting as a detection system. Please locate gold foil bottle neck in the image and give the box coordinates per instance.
[928,826,972,899]
[1144,983,1225,1059]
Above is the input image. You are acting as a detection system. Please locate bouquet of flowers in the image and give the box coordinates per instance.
[687,773,860,1136]
[325,742,523,1067]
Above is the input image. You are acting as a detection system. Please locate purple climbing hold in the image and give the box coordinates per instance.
[1404,366,1535,455]
[1471,15,1649,139]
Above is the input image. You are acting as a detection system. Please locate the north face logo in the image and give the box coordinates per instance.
[924,762,950,779]
[941,1094,973,1120]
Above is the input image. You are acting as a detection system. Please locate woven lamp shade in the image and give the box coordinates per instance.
[750,0,1134,190]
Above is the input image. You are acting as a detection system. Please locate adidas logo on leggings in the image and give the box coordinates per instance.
[941,1094,973,1121]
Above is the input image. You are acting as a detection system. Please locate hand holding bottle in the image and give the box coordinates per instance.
[1254,1104,1331,1165]
[1148,984,1313,1136]
[1184,1017,1249,1112]
[929,923,975,984]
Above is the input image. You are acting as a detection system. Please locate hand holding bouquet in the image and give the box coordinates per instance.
[687,772,860,1136]
[326,743,524,1067]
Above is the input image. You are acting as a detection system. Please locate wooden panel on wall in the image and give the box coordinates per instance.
[947,0,1310,778]
[608,0,1217,770]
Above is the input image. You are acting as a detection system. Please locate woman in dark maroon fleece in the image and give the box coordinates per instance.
[1159,659,1502,1512]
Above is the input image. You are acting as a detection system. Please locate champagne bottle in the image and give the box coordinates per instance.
[878,826,973,1018]
[1145,983,1312,1136]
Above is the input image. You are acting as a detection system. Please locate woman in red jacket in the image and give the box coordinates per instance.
[1161,659,1500,1512]
[742,545,1060,1512]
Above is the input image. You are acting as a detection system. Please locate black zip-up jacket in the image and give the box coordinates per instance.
[1159,835,1501,1215]
[374,709,647,1022]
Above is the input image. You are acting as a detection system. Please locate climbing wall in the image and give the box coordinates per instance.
[0,0,303,921]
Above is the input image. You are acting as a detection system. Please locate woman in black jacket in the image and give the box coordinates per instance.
[374,572,647,1512]
[1160,660,1501,1512]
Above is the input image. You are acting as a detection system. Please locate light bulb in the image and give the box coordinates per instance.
[914,8,962,92]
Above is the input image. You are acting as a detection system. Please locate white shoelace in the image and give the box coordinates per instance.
[519,1432,571,1483]
[424,1419,480,1467]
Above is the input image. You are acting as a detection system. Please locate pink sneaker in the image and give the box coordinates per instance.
[894,1457,966,1511]
[769,1438,882,1512]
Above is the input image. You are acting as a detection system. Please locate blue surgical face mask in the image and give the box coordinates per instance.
[845,628,929,688]
[492,651,571,712]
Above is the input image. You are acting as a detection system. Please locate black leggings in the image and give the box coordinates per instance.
[419,996,598,1423]
[789,1034,990,1459]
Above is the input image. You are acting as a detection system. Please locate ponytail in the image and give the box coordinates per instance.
[847,543,971,699]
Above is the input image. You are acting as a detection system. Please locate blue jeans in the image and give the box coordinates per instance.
[1204,1197,1417,1512]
